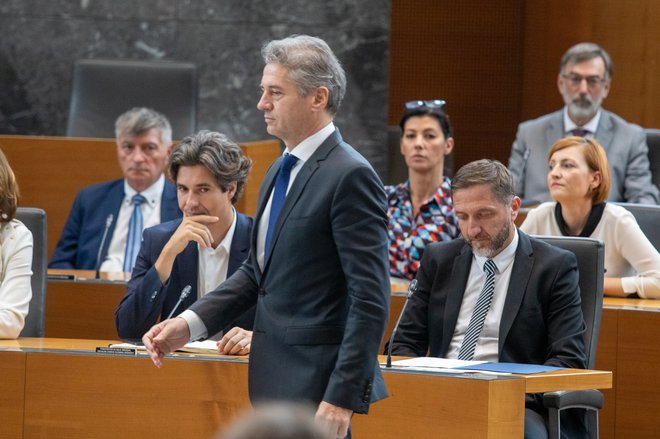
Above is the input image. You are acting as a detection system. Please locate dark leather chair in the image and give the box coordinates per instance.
[66,59,197,140]
[614,202,660,252]
[15,208,47,337]
[645,129,660,191]
[538,236,605,439]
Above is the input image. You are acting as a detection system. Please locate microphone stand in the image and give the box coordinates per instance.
[166,285,192,320]
[95,214,114,279]
[386,279,417,368]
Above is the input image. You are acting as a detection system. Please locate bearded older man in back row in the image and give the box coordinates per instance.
[508,42,658,205]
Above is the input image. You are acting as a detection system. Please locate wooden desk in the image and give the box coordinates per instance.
[388,294,660,438]
[596,298,660,439]
[46,274,125,340]
[0,135,280,258]
[1,338,611,439]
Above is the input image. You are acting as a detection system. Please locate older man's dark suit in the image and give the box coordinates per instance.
[49,179,182,269]
[187,129,390,414]
[391,230,587,438]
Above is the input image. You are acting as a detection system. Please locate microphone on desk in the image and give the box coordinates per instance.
[166,285,192,320]
[386,279,417,368]
[95,214,114,279]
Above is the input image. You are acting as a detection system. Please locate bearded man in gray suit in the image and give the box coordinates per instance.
[508,42,659,205]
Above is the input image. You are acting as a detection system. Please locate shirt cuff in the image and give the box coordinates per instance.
[620,277,639,296]
[178,310,208,341]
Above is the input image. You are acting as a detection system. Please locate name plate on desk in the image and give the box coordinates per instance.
[48,269,129,282]
[95,346,138,357]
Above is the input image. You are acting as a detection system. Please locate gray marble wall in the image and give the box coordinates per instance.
[0,0,390,175]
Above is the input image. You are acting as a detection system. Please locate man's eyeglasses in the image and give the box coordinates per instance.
[561,73,607,89]
[405,99,446,110]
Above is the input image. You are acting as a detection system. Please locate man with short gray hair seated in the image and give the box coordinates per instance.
[50,107,182,272]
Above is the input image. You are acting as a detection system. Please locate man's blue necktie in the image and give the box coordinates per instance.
[123,193,146,273]
[265,153,299,260]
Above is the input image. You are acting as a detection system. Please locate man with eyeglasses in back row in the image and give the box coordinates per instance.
[508,42,659,205]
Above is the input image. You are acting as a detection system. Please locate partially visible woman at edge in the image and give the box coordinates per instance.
[0,149,33,338]
[521,136,660,298]
[386,100,459,280]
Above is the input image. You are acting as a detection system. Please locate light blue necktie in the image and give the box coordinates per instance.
[458,259,497,361]
[265,153,298,260]
[123,193,146,273]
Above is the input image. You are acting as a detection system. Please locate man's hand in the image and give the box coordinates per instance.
[142,317,191,368]
[155,215,219,282]
[315,401,353,439]
[217,327,253,355]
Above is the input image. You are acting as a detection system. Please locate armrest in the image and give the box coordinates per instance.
[543,389,604,410]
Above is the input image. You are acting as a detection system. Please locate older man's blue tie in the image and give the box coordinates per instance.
[265,153,299,260]
[123,193,146,273]
[458,259,497,361]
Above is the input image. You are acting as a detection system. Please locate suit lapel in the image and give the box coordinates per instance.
[252,159,281,279]
[228,214,250,275]
[441,244,473,354]
[498,231,533,355]
[595,110,614,153]
[545,111,564,149]
[262,130,341,274]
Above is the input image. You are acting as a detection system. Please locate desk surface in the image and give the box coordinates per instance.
[1,338,611,439]
[0,337,612,393]
[603,297,660,311]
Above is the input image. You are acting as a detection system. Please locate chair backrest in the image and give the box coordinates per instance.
[15,208,47,337]
[66,59,198,140]
[537,236,604,369]
[614,202,660,252]
[645,129,660,190]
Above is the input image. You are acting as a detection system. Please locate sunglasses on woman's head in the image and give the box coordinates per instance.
[405,99,446,110]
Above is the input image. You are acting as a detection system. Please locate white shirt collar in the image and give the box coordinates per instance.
[473,227,519,274]
[286,122,335,164]
[217,208,237,253]
[563,107,601,134]
[197,207,237,254]
[123,174,165,207]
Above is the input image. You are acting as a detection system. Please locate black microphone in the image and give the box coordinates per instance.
[166,285,192,320]
[95,214,114,279]
[386,279,417,368]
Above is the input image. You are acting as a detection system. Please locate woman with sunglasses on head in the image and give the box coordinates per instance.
[0,149,33,338]
[386,100,459,280]
[521,136,660,298]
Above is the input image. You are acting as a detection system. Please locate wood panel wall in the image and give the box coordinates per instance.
[389,0,660,173]
[1,136,279,260]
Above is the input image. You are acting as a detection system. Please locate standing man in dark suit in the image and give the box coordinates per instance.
[143,35,390,438]
[508,42,659,204]
[50,107,182,271]
[115,131,254,347]
[390,159,587,438]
